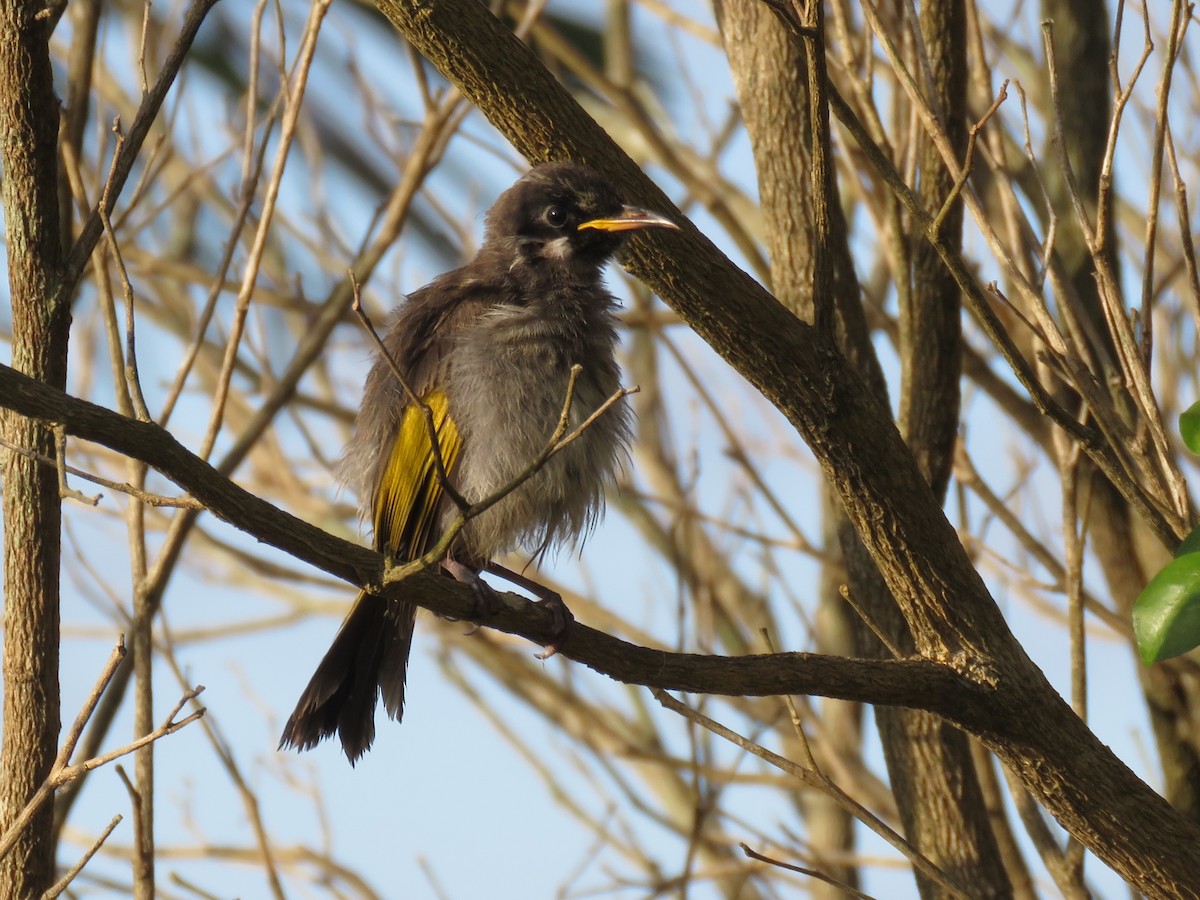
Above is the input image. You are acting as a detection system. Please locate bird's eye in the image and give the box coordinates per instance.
[545,205,567,228]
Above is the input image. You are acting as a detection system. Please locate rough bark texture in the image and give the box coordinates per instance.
[363,1,1200,894]
[719,1,1007,893]
[879,2,1009,896]
[903,0,965,502]
[713,4,860,894]
[0,2,68,895]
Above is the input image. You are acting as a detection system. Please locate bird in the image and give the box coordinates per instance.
[279,162,679,763]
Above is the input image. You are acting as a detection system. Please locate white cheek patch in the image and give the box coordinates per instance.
[542,235,574,260]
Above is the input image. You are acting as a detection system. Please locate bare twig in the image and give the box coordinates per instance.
[741,843,879,900]
[931,81,1008,238]
[761,629,819,772]
[41,814,123,900]
[0,434,201,508]
[654,689,970,899]
[839,584,903,659]
[52,425,100,506]
[1164,123,1200,337]
[0,640,202,862]
[98,121,151,423]
[55,0,220,309]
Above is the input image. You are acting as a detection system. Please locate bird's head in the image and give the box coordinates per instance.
[482,162,679,277]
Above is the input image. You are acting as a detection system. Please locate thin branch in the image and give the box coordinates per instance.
[0,435,202,508]
[55,0,220,310]
[838,584,903,659]
[58,639,128,774]
[52,426,100,506]
[741,843,878,900]
[931,81,1008,238]
[1164,123,1200,337]
[1136,0,1188,364]
[761,630,819,773]
[655,690,970,900]
[98,121,151,422]
[0,660,202,864]
[40,814,123,900]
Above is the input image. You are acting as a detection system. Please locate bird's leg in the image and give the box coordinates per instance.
[440,557,503,625]
[483,561,574,659]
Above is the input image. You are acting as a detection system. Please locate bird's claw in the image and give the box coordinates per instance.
[534,592,574,659]
[466,576,503,621]
[441,558,503,626]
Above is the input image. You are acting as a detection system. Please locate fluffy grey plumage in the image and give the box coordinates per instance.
[279,162,677,762]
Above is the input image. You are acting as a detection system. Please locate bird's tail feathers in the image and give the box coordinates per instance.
[278,592,417,764]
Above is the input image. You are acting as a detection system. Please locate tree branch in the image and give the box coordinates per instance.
[53,0,219,314]
[0,361,981,718]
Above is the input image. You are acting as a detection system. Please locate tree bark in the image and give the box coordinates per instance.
[713,4,861,894]
[718,1,1008,894]
[0,2,68,895]
[881,2,1010,896]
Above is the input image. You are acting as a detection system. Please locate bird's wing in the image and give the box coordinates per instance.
[358,269,512,560]
[372,388,463,561]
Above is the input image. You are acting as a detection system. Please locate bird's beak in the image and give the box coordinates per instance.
[577,205,680,233]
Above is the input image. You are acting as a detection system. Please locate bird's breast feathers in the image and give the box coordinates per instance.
[439,301,631,557]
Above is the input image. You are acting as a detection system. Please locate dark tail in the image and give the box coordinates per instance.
[278,592,417,764]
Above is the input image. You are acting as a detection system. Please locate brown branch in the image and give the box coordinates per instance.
[54,0,220,311]
[0,434,201,508]
[41,813,122,900]
[741,843,877,900]
[0,361,982,718]
[0,0,71,892]
[0,638,201,864]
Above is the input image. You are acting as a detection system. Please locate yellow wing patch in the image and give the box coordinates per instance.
[373,391,462,561]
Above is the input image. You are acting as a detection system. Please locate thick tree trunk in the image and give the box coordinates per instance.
[0,2,68,895]
[713,5,861,894]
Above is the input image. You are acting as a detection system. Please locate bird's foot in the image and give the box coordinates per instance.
[480,561,575,658]
[441,558,503,629]
[532,590,574,659]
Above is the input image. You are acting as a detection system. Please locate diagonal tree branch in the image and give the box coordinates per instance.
[52,0,219,314]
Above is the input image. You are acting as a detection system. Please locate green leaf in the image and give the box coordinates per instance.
[1134,553,1200,664]
[1178,526,1200,558]
[1179,401,1200,454]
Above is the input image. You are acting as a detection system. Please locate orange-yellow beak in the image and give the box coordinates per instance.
[577,205,680,233]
